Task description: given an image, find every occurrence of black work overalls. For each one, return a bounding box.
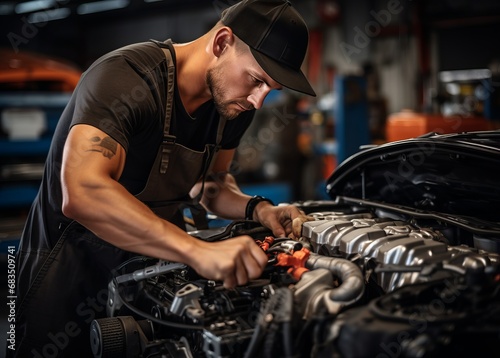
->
[12,40,225,357]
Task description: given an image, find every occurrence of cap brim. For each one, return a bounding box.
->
[250,48,316,97]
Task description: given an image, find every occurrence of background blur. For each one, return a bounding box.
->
[1,0,500,228]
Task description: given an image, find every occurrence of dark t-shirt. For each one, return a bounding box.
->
[69,39,254,194]
[21,39,254,250]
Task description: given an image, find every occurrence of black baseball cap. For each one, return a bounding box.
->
[221,0,316,97]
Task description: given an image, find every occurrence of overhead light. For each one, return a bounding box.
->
[15,0,55,14]
[28,7,70,23]
[77,0,130,15]
[439,69,492,83]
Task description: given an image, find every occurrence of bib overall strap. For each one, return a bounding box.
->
[192,114,228,201]
[187,115,228,230]
[160,47,176,174]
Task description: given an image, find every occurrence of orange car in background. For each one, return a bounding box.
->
[0,48,81,92]
[0,49,81,215]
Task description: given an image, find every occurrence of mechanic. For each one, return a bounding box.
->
[11,0,315,356]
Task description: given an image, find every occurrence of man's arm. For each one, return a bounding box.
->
[193,149,250,219]
[61,124,267,288]
[195,148,310,238]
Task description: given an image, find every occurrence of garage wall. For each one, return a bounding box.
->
[82,7,218,69]
[1,0,500,137]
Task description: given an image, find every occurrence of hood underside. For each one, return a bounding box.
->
[325,131,500,224]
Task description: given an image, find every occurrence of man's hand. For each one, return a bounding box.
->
[252,202,313,239]
[187,235,268,289]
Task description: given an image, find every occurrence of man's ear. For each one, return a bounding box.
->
[212,27,234,57]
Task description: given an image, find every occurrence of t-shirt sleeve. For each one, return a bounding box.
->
[71,55,159,152]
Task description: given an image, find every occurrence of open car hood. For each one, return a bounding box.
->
[325,130,500,227]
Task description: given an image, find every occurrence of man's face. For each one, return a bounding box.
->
[206,40,282,120]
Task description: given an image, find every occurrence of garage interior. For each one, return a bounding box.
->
[1,0,500,354]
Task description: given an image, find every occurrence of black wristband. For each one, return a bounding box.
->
[245,195,274,221]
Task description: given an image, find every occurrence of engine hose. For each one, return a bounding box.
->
[243,323,265,358]
[282,321,293,358]
[305,253,365,303]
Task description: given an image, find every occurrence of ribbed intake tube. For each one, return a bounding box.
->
[293,253,365,318]
[306,253,365,302]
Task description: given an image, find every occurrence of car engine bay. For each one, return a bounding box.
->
[90,132,500,358]
[90,197,500,358]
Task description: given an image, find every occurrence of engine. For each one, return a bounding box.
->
[90,199,500,358]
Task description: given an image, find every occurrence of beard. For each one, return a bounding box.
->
[206,66,241,121]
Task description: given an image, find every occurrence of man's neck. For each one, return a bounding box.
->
[172,37,213,116]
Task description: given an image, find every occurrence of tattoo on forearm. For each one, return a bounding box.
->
[86,136,118,159]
